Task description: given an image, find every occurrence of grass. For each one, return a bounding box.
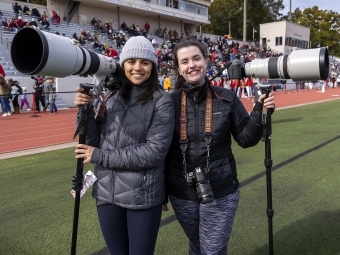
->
[1,100,340,255]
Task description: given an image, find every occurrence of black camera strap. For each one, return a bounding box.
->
[179,86,213,178]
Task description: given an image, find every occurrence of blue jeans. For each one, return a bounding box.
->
[0,96,11,113]
[42,26,50,31]
[49,103,57,113]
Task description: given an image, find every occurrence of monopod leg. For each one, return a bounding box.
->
[71,104,88,255]
[261,88,274,255]
[264,109,274,255]
[71,84,93,255]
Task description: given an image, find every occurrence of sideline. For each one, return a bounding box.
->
[0,142,78,160]
[1,97,339,160]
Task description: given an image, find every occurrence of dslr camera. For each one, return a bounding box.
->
[186,167,214,204]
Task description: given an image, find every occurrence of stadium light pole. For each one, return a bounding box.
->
[65,0,69,25]
[243,0,247,42]
[229,21,231,35]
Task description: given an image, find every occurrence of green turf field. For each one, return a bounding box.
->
[1,100,340,255]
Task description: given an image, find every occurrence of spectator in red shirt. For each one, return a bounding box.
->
[8,18,18,32]
[245,77,253,98]
[109,46,118,58]
[15,16,24,28]
[210,79,217,86]
[144,21,150,34]
[52,10,60,25]
[217,78,224,87]
[209,51,216,62]
[0,64,6,77]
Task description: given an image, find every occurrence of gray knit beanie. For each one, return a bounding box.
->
[119,36,157,66]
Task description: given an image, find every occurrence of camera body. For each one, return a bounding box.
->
[186,167,214,204]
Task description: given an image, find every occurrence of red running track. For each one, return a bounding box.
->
[1,87,339,154]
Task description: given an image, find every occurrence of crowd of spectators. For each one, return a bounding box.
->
[12,3,41,19]
[3,5,340,92]
[0,3,61,32]
[0,16,52,32]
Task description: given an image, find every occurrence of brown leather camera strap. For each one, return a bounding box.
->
[180,87,213,141]
[179,86,213,177]
[179,91,188,141]
[205,87,213,133]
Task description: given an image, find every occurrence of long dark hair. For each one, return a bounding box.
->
[172,39,208,90]
[120,63,159,104]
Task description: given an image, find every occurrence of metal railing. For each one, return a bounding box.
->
[6,37,11,51]
[0,32,3,46]
[0,32,13,51]
[78,16,93,32]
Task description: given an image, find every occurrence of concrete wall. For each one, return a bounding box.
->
[260,21,286,54]
[260,21,310,54]
[284,21,310,54]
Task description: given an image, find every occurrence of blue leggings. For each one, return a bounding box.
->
[170,190,240,255]
[97,203,162,255]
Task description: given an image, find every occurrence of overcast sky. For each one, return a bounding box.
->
[282,0,340,14]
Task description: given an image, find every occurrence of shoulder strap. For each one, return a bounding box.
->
[95,89,118,123]
[179,87,213,177]
[179,91,188,141]
[179,87,213,141]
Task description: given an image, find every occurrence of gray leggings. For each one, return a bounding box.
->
[170,190,240,255]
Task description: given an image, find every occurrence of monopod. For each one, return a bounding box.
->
[70,84,93,255]
[260,87,274,255]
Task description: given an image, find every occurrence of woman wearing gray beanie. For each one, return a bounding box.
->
[74,36,175,255]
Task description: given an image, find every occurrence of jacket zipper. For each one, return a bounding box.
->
[115,104,128,145]
[112,171,116,203]
[142,171,147,191]
[115,96,136,144]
